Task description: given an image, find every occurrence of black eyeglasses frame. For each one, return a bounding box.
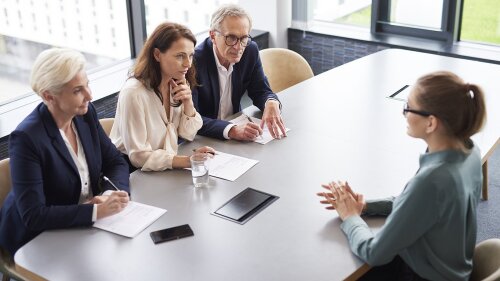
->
[214,30,252,47]
[402,102,432,117]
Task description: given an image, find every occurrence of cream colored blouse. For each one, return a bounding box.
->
[110,78,202,171]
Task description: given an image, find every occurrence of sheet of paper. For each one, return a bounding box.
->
[208,151,259,181]
[93,201,166,238]
[229,115,290,145]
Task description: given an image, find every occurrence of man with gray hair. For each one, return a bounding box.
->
[192,4,286,141]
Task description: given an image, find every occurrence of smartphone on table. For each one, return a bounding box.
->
[150,224,194,244]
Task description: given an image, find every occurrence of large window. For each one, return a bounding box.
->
[0,0,256,138]
[313,0,371,28]
[388,0,443,30]
[0,0,243,103]
[308,0,500,48]
[0,0,131,105]
[144,0,236,37]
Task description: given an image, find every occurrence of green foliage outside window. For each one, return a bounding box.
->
[461,0,500,45]
[333,1,500,46]
[336,6,371,27]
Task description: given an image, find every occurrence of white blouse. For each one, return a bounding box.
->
[213,45,234,121]
[59,123,91,204]
[110,78,202,171]
[59,123,97,221]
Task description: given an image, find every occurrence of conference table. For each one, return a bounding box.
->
[14,49,500,281]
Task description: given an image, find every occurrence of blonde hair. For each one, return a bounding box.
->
[415,71,486,142]
[210,4,252,32]
[30,48,86,97]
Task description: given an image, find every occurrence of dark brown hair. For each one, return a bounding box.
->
[414,71,486,143]
[132,22,198,102]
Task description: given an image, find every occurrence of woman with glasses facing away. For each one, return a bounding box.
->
[0,48,130,256]
[318,71,486,281]
[110,22,215,172]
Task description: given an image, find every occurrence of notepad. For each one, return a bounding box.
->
[93,201,166,238]
[229,115,290,144]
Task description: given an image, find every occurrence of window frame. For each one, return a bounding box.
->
[371,0,462,44]
[295,0,500,65]
[297,0,484,48]
[127,0,147,57]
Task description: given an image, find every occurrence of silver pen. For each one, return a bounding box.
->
[103,176,120,191]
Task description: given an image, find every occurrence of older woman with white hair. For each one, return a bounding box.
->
[0,48,130,256]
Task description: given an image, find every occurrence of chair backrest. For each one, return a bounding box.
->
[0,157,11,280]
[0,158,11,209]
[470,238,500,281]
[0,158,37,281]
[259,48,314,93]
[99,118,114,137]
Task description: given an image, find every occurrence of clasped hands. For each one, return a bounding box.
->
[317,181,366,221]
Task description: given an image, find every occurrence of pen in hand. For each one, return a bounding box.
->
[103,176,121,191]
[192,149,216,156]
[245,116,263,139]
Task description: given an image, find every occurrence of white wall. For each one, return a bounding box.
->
[240,0,291,48]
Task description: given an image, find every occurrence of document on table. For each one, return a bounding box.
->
[229,115,290,145]
[93,201,166,238]
[208,151,259,181]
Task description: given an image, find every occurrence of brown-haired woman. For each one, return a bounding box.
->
[318,71,486,280]
[110,22,214,171]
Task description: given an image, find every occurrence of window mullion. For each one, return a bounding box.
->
[449,0,464,44]
[126,0,147,58]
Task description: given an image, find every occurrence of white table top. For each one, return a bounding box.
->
[14,49,500,281]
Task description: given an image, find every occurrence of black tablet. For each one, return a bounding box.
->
[212,187,279,224]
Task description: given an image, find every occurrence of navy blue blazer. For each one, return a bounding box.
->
[192,38,280,139]
[0,103,130,255]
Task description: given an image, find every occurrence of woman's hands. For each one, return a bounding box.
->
[95,191,129,219]
[173,146,216,168]
[317,181,366,221]
[170,78,195,117]
[192,146,216,156]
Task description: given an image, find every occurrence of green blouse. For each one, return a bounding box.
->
[341,144,482,281]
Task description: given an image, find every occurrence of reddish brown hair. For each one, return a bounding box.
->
[132,22,198,102]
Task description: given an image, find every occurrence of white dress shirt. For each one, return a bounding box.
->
[111,78,203,171]
[59,122,97,221]
[212,46,238,139]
